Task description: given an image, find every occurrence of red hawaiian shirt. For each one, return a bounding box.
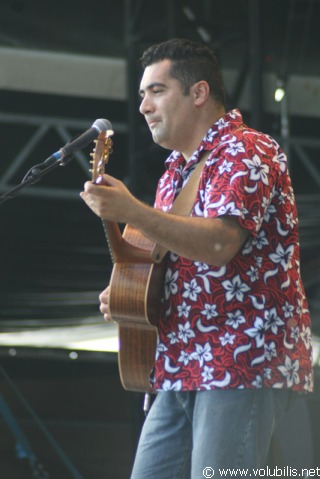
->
[151,109,313,392]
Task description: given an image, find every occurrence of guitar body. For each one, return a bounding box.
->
[109,224,166,392]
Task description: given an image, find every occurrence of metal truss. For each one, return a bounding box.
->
[0,112,126,201]
[1,0,318,202]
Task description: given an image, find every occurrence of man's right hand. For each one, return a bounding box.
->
[99,285,112,322]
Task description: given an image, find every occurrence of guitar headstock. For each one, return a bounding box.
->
[90,129,114,183]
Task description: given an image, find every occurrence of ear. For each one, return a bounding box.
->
[192,81,210,106]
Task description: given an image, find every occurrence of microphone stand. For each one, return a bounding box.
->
[0,146,85,478]
[0,153,74,206]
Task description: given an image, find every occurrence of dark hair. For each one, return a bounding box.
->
[140,38,225,106]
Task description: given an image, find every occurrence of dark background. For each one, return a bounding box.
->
[0,1,319,477]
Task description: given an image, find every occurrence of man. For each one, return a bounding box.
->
[81,39,313,479]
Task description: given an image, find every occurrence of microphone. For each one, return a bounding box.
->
[45,118,113,166]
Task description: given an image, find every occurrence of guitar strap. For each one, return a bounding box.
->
[151,150,210,263]
[151,124,245,263]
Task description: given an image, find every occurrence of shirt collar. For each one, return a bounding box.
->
[165,109,244,170]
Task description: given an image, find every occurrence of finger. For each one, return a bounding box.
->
[99,301,109,314]
[100,174,119,187]
[100,304,112,322]
[79,191,96,211]
[99,286,110,303]
[80,181,101,197]
[103,312,112,323]
[99,303,111,322]
[86,175,118,193]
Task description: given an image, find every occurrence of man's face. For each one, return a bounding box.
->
[139,59,196,153]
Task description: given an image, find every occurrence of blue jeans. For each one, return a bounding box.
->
[130,389,296,479]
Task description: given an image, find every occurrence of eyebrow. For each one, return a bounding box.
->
[139,82,167,97]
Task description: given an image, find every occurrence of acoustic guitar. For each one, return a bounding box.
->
[90,130,165,392]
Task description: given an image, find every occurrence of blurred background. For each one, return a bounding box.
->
[0,0,319,477]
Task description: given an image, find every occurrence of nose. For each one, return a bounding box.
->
[139,94,153,116]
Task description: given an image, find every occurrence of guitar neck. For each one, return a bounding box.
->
[90,130,153,265]
[102,219,153,264]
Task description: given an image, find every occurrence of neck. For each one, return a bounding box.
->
[182,107,226,161]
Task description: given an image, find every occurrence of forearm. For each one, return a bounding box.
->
[127,200,248,266]
[80,176,248,266]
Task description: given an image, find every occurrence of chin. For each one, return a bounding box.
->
[152,132,165,145]
[154,137,172,151]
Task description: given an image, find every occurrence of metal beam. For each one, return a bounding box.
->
[1,47,320,118]
[0,112,126,200]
